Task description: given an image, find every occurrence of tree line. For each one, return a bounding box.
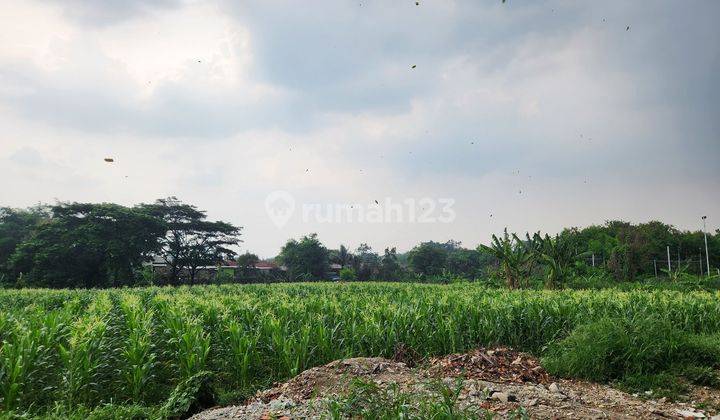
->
[0,198,240,288]
[0,198,717,289]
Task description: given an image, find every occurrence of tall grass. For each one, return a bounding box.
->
[0,283,719,416]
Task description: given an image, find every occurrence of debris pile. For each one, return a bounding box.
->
[429,347,550,384]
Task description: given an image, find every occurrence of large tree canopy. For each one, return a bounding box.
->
[138,197,242,284]
[0,206,50,282]
[277,233,329,281]
[9,203,165,288]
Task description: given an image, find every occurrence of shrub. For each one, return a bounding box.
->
[339,267,356,281]
[542,316,687,381]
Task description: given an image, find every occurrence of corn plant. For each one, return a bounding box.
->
[163,309,211,382]
[120,297,156,402]
[58,316,108,407]
[1,282,720,417]
[226,321,257,388]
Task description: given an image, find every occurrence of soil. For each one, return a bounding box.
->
[191,347,720,419]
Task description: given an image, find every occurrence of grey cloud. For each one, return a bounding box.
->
[0,0,717,180]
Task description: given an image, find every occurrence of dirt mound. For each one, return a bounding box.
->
[429,347,550,384]
[192,348,720,419]
[258,357,414,402]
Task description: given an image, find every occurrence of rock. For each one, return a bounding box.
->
[491,392,510,403]
[675,409,705,418]
[549,382,563,394]
[524,398,539,406]
[491,391,517,403]
[268,397,295,411]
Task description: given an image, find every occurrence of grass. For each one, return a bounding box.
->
[0,282,719,417]
[326,377,489,419]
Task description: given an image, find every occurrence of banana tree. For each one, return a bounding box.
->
[535,233,575,289]
[479,228,532,289]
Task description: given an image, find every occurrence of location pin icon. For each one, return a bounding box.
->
[265,191,295,228]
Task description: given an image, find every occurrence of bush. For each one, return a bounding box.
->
[339,267,356,281]
[616,372,688,399]
[678,365,720,387]
[542,317,687,381]
[684,334,720,366]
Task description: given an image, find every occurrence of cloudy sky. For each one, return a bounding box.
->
[1,0,718,257]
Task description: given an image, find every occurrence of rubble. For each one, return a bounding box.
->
[191,347,720,419]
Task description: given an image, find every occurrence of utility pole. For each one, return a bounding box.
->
[702,216,710,277]
[654,259,657,277]
[592,253,595,268]
[667,246,671,274]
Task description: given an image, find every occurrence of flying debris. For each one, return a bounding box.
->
[374,200,379,205]
[104,158,114,163]
[416,1,419,5]
[626,26,630,31]
[305,168,309,172]
[411,65,417,69]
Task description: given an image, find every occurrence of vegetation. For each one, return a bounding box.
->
[1,197,718,288]
[277,233,330,281]
[1,282,720,417]
[1,199,718,417]
[326,377,485,419]
[0,198,241,289]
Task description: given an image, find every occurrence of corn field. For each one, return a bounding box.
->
[1,282,720,416]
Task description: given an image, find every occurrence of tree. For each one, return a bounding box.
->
[379,247,404,281]
[335,245,353,268]
[407,242,448,276]
[478,229,532,289]
[0,206,50,283]
[9,203,165,288]
[353,243,380,281]
[236,252,260,280]
[277,233,329,281]
[535,233,575,289]
[183,221,241,284]
[138,197,241,284]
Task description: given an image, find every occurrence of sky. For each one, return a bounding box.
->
[0,0,718,258]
